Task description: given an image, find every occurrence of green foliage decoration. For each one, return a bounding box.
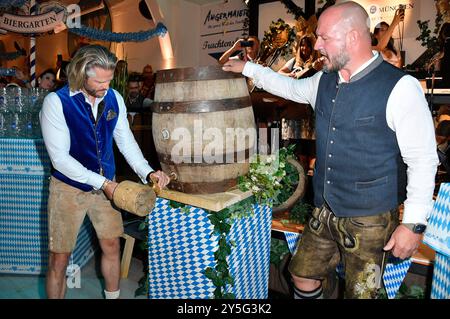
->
[261,18,297,58]
[238,145,296,206]
[414,0,444,66]
[136,147,298,298]
[270,238,290,267]
[377,283,426,299]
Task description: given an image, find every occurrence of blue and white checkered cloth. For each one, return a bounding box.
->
[147,197,272,299]
[423,183,450,299]
[431,253,450,299]
[0,138,96,275]
[424,183,450,257]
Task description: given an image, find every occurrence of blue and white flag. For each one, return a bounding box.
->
[383,256,412,299]
[284,231,301,255]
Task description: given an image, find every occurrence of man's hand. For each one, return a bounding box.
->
[147,170,171,190]
[383,225,421,259]
[222,59,246,74]
[103,180,118,201]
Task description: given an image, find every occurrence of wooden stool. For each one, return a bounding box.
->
[120,218,146,279]
[120,233,136,279]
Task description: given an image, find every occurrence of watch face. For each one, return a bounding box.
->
[413,224,427,233]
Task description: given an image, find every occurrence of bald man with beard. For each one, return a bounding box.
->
[223,1,438,299]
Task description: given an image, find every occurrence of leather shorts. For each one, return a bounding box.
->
[47,177,124,253]
[288,203,399,299]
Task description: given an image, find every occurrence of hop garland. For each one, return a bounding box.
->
[68,22,168,43]
[0,0,26,8]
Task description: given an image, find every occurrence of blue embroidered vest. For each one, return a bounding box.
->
[313,57,407,217]
[53,86,119,191]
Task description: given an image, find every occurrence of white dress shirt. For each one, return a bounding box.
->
[243,52,439,225]
[39,88,154,190]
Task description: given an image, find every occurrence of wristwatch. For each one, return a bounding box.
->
[101,179,112,191]
[402,223,427,234]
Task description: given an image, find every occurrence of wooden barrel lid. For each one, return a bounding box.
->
[156,65,244,83]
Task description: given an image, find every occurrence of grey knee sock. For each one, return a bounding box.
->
[293,285,323,299]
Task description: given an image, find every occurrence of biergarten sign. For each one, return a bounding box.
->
[0,11,65,34]
[0,2,80,35]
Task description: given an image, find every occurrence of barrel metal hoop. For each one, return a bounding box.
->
[151,96,252,113]
[157,148,253,165]
[156,65,244,83]
[168,178,238,194]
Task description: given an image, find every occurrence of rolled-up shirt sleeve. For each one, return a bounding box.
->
[39,92,105,189]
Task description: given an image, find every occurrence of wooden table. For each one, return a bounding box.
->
[157,187,253,212]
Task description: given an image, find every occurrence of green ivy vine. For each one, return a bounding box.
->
[136,146,298,299]
[203,200,254,299]
[205,194,276,298]
[135,215,149,297]
[377,283,426,299]
[203,146,297,299]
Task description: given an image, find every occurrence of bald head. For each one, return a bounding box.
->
[315,1,374,78]
[321,1,371,40]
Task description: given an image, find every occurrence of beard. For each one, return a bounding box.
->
[128,91,139,99]
[321,45,350,73]
[84,84,107,98]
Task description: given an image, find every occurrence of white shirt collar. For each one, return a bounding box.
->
[69,89,105,108]
[338,51,379,83]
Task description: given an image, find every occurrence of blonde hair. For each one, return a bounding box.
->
[66,44,117,91]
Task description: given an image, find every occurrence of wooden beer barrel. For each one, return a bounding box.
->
[152,66,256,194]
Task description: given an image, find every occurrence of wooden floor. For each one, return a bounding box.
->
[0,256,147,299]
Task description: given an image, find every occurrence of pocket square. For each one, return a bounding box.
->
[106,109,117,121]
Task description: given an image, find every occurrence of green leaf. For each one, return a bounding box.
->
[408,285,425,299]
[216,263,228,274]
[215,250,227,262]
[224,275,234,285]
[398,282,408,295]
[134,286,147,297]
[138,221,147,231]
[212,277,224,287]
[204,267,216,280]
[214,288,223,299]
[137,273,148,286]
[138,241,147,250]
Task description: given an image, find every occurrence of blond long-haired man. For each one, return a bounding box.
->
[40,45,170,299]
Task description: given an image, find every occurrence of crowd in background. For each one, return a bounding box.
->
[0,62,156,110]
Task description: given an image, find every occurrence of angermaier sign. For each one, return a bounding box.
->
[200,0,249,66]
[0,10,65,34]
